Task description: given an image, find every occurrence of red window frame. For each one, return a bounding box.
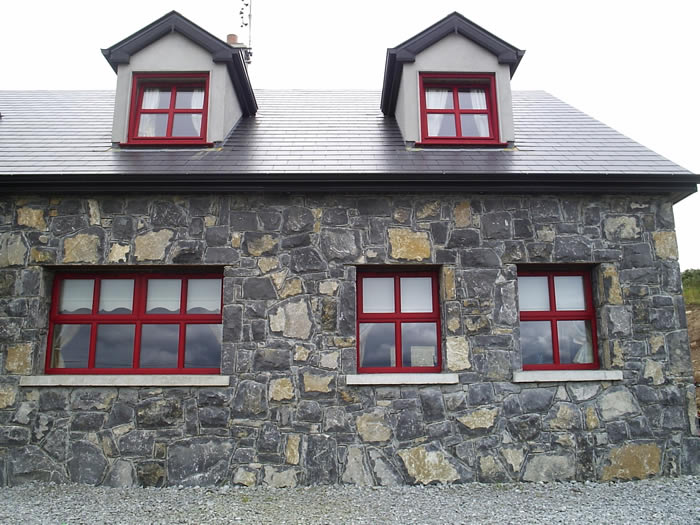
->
[418,72,502,146]
[126,73,210,146]
[356,269,442,373]
[518,269,599,371]
[46,272,222,374]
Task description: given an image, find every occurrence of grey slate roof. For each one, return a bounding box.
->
[0,89,693,177]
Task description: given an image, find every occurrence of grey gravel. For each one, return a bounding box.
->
[1,477,698,524]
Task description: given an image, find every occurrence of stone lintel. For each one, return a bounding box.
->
[19,375,229,387]
[345,373,459,386]
[512,370,623,383]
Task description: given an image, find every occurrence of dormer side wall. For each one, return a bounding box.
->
[395,33,515,144]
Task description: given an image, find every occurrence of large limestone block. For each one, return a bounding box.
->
[269,299,312,340]
[652,231,678,259]
[134,229,174,261]
[64,233,100,263]
[17,207,47,230]
[0,233,28,267]
[397,445,460,485]
[446,336,471,371]
[6,343,33,375]
[523,453,575,482]
[388,229,431,261]
[597,387,640,421]
[601,443,661,481]
[356,410,392,443]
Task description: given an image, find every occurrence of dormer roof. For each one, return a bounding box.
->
[381,12,525,116]
[102,10,257,117]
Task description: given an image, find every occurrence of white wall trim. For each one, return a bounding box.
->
[512,370,624,383]
[19,375,229,387]
[345,373,459,386]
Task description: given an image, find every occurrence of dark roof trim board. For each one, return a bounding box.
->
[101,10,257,117]
[2,173,697,203]
[381,12,525,116]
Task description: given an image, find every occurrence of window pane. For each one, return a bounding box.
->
[171,114,202,137]
[425,88,454,109]
[359,323,395,367]
[175,88,205,109]
[458,89,487,109]
[558,320,594,364]
[401,322,437,367]
[554,276,586,311]
[98,279,134,314]
[140,324,179,368]
[400,277,433,313]
[185,324,222,368]
[59,279,94,314]
[362,278,394,313]
[147,279,181,314]
[520,321,553,365]
[95,324,134,368]
[141,88,171,109]
[187,279,222,314]
[518,277,550,311]
[459,114,490,137]
[137,114,168,137]
[427,114,456,137]
[51,324,91,368]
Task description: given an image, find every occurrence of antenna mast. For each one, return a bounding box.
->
[239,0,252,63]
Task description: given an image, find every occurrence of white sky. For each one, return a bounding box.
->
[1,0,699,269]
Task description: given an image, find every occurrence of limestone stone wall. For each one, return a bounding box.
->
[0,193,697,486]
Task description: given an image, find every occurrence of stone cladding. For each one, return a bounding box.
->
[0,193,697,486]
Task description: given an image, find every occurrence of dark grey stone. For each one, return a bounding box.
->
[291,247,326,272]
[253,348,291,371]
[321,228,360,262]
[112,216,134,240]
[280,233,311,249]
[51,216,88,236]
[199,407,229,427]
[152,201,187,227]
[243,277,276,300]
[136,398,182,429]
[70,412,105,432]
[118,430,155,456]
[68,441,108,485]
[205,226,229,246]
[167,437,233,486]
[419,389,446,423]
[39,390,69,412]
[135,460,165,487]
[468,384,495,406]
[482,212,511,239]
[447,229,480,248]
[232,380,268,418]
[395,409,424,441]
[506,414,541,441]
[519,389,555,413]
[204,247,239,263]
[324,407,350,432]
[554,237,590,262]
[304,435,338,484]
[357,198,390,216]
[322,208,348,226]
[283,207,315,234]
[230,211,258,231]
[460,248,501,267]
[171,240,205,263]
[0,426,30,446]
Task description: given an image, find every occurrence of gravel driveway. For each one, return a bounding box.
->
[1,477,698,524]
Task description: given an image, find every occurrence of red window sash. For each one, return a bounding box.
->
[47,272,222,374]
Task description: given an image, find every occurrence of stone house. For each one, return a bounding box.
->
[0,11,698,487]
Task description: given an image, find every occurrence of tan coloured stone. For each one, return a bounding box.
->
[269,378,294,401]
[687,387,698,436]
[398,446,459,485]
[479,456,505,479]
[598,264,623,305]
[231,232,242,248]
[501,447,525,473]
[204,215,217,227]
[643,359,664,385]
[649,334,664,355]
[319,280,339,296]
[247,234,277,257]
[108,244,130,263]
[17,207,46,230]
[446,336,471,371]
[458,408,498,430]
[64,234,100,263]
[6,343,33,375]
[271,300,312,339]
[0,233,27,267]
[536,225,555,242]
[548,404,577,430]
[556,434,575,447]
[320,351,339,370]
[294,345,310,361]
[280,278,303,299]
[652,231,678,259]
[134,230,173,261]
[611,340,624,368]
[356,410,392,442]
[388,229,431,261]
[602,443,661,481]
[264,466,297,488]
[257,257,278,274]
[233,468,257,487]
[465,316,489,333]
[333,337,355,348]
[447,317,460,333]
[303,373,333,393]
[271,270,288,290]
[30,248,54,263]
[285,434,301,465]
[393,208,411,224]
[0,384,17,409]
[584,406,600,430]
[269,308,286,333]
[441,266,456,301]
[604,216,640,240]
[417,201,440,220]
[454,201,472,227]
[87,199,101,225]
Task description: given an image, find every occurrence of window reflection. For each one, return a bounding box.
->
[401,323,437,367]
[51,324,91,368]
[95,324,134,368]
[185,324,222,368]
[140,324,179,368]
[520,321,553,365]
[359,323,395,367]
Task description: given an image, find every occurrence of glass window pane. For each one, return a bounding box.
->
[141,88,171,109]
[458,89,487,109]
[175,88,205,109]
[137,114,168,137]
[185,324,222,368]
[51,324,91,368]
[400,277,433,313]
[401,322,437,367]
[147,279,181,314]
[59,279,94,314]
[459,114,490,137]
[95,324,134,368]
[558,320,594,364]
[171,114,202,137]
[425,88,454,109]
[187,279,222,314]
[427,114,456,137]
[98,279,134,314]
[518,277,550,311]
[520,321,553,365]
[554,276,586,311]
[362,278,394,313]
[140,324,179,368]
[359,323,395,368]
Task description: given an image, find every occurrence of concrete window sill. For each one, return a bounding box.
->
[19,375,229,387]
[345,373,459,386]
[512,370,623,383]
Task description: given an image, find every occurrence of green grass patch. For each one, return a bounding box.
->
[682,269,700,305]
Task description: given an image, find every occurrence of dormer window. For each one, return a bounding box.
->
[419,73,500,145]
[127,73,210,145]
